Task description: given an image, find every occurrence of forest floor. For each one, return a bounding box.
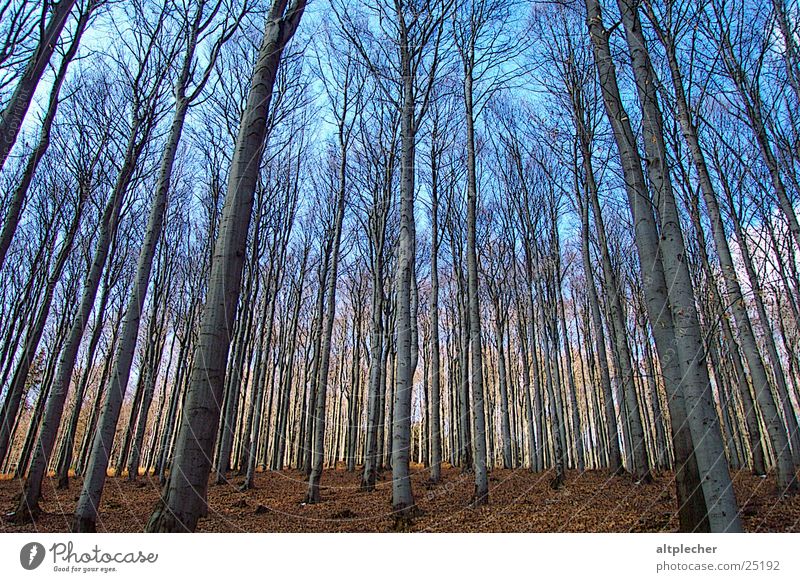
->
[1,464,799,532]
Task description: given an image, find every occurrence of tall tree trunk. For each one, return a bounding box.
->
[585,152,648,480]
[648,3,774,478]
[127,300,168,480]
[0,0,79,173]
[274,254,306,470]
[428,147,442,481]
[73,67,195,531]
[576,190,622,474]
[144,1,306,532]
[464,69,489,505]
[305,142,347,503]
[77,309,124,476]
[587,0,740,531]
[561,291,585,471]
[539,280,566,487]
[495,307,512,469]
[0,196,85,467]
[12,123,136,521]
[55,268,113,489]
[360,252,384,490]
[391,40,419,522]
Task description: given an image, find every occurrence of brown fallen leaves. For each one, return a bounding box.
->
[1,464,798,533]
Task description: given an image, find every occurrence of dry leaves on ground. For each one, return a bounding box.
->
[1,464,798,533]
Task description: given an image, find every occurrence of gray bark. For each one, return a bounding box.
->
[428,143,442,481]
[144,0,306,532]
[647,2,775,478]
[463,65,489,505]
[305,143,347,503]
[0,0,79,173]
[391,37,418,519]
[0,2,91,270]
[588,0,741,531]
[73,56,192,531]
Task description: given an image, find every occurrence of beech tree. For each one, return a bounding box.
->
[583,0,742,531]
[1,0,799,536]
[12,0,176,523]
[0,0,81,174]
[145,0,307,532]
[73,0,249,533]
[305,24,363,502]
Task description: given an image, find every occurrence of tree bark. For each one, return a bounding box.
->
[305,141,347,503]
[0,0,79,173]
[144,1,306,532]
[587,0,741,531]
[464,69,489,504]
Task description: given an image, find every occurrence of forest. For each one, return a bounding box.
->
[0,0,799,534]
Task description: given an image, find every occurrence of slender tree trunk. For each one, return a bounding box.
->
[585,149,646,479]
[650,6,774,478]
[464,70,489,505]
[391,42,419,522]
[12,126,134,521]
[127,303,168,480]
[242,281,281,488]
[0,0,79,174]
[77,311,123,477]
[0,197,85,467]
[555,221,585,472]
[303,254,329,475]
[495,309,512,469]
[0,4,90,270]
[73,92,193,530]
[144,2,306,532]
[724,182,800,481]
[587,0,741,531]
[55,272,113,488]
[576,191,622,473]
[540,285,566,487]
[305,141,347,503]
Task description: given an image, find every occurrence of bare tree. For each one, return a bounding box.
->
[73,0,248,532]
[0,0,100,271]
[584,0,742,531]
[12,0,175,522]
[144,0,306,532]
[304,27,362,502]
[0,0,80,173]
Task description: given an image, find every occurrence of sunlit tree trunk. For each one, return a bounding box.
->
[587,0,740,531]
[463,62,489,505]
[144,0,307,532]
